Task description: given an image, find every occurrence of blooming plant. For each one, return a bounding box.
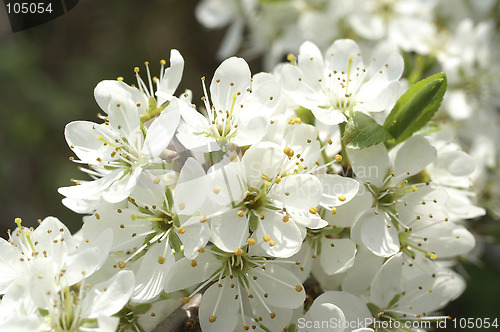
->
[2,0,499,331]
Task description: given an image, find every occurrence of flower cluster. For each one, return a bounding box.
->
[1,1,498,331]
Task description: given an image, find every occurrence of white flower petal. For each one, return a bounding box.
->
[251,264,305,309]
[132,243,174,301]
[174,158,208,215]
[83,270,135,318]
[177,218,210,259]
[370,253,403,308]
[163,252,221,293]
[210,57,251,112]
[65,121,119,162]
[141,100,180,157]
[342,248,384,296]
[271,174,323,210]
[309,291,372,330]
[199,280,239,332]
[325,189,372,228]
[101,167,143,203]
[297,41,325,87]
[317,174,359,208]
[210,209,249,253]
[394,136,437,178]
[256,211,303,258]
[320,238,357,275]
[300,302,345,332]
[325,39,363,74]
[359,213,400,257]
[156,49,185,105]
[242,142,283,189]
[58,169,124,200]
[348,143,390,187]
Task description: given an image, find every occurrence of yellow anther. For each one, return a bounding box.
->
[117,76,124,81]
[284,147,294,158]
[209,316,217,323]
[263,235,271,242]
[213,186,221,194]
[199,215,207,223]
[191,259,197,267]
[247,238,255,245]
[197,247,205,253]
[262,173,269,180]
[331,207,337,215]
[309,207,318,214]
[430,253,437,260]
[178,202,186,210]
[283,215,290,222]
[160,59,166,65]
[183,297,190,303]
[144,61,149,66]
[235,248,244,256]
[118,262,126,269]
[134,67,140,73]
[295,285,303,292]
[338,196,346,201]
[270,313,276,319]
[158,256,165,264]
[275,176,282,184]
[269,240,276,246]
[237,210,245,217]
[177,227,186,234]
[335,154,343,162]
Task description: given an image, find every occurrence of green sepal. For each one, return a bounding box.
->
[384,73,447,148]
[164,187,174,210]
[387,293,401,308]
[169,232,182,253]
[249,213,259,232]
[82,318,98,328]
[367,302,383,317]
[294,106,315,125]
[321,227,344,236]
[38,308,49,317]
[133,303,152,315]
[342,111,394,149]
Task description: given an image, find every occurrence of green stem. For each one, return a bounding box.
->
[339,122,350,169]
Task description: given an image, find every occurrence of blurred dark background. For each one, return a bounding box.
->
[0,1,498,330]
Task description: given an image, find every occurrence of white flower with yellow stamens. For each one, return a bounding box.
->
[58,91,181,205]
[0,217,131,332]
[176,57,278,152]
[348,137,475,261]
[82,157,210,301]
[207,142,323,258]
[164,246,305,332]
[365,253,465,329]
[281,39,403,125]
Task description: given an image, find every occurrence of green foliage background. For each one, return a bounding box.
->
[0,1,498,330]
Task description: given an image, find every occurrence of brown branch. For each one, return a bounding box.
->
[152,293,203,332]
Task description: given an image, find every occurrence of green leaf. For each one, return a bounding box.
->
[384,73,447,147]
[342,111,394,149]
[133,303,152,315]
[412,121,440,137]
[249,213,259,232]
